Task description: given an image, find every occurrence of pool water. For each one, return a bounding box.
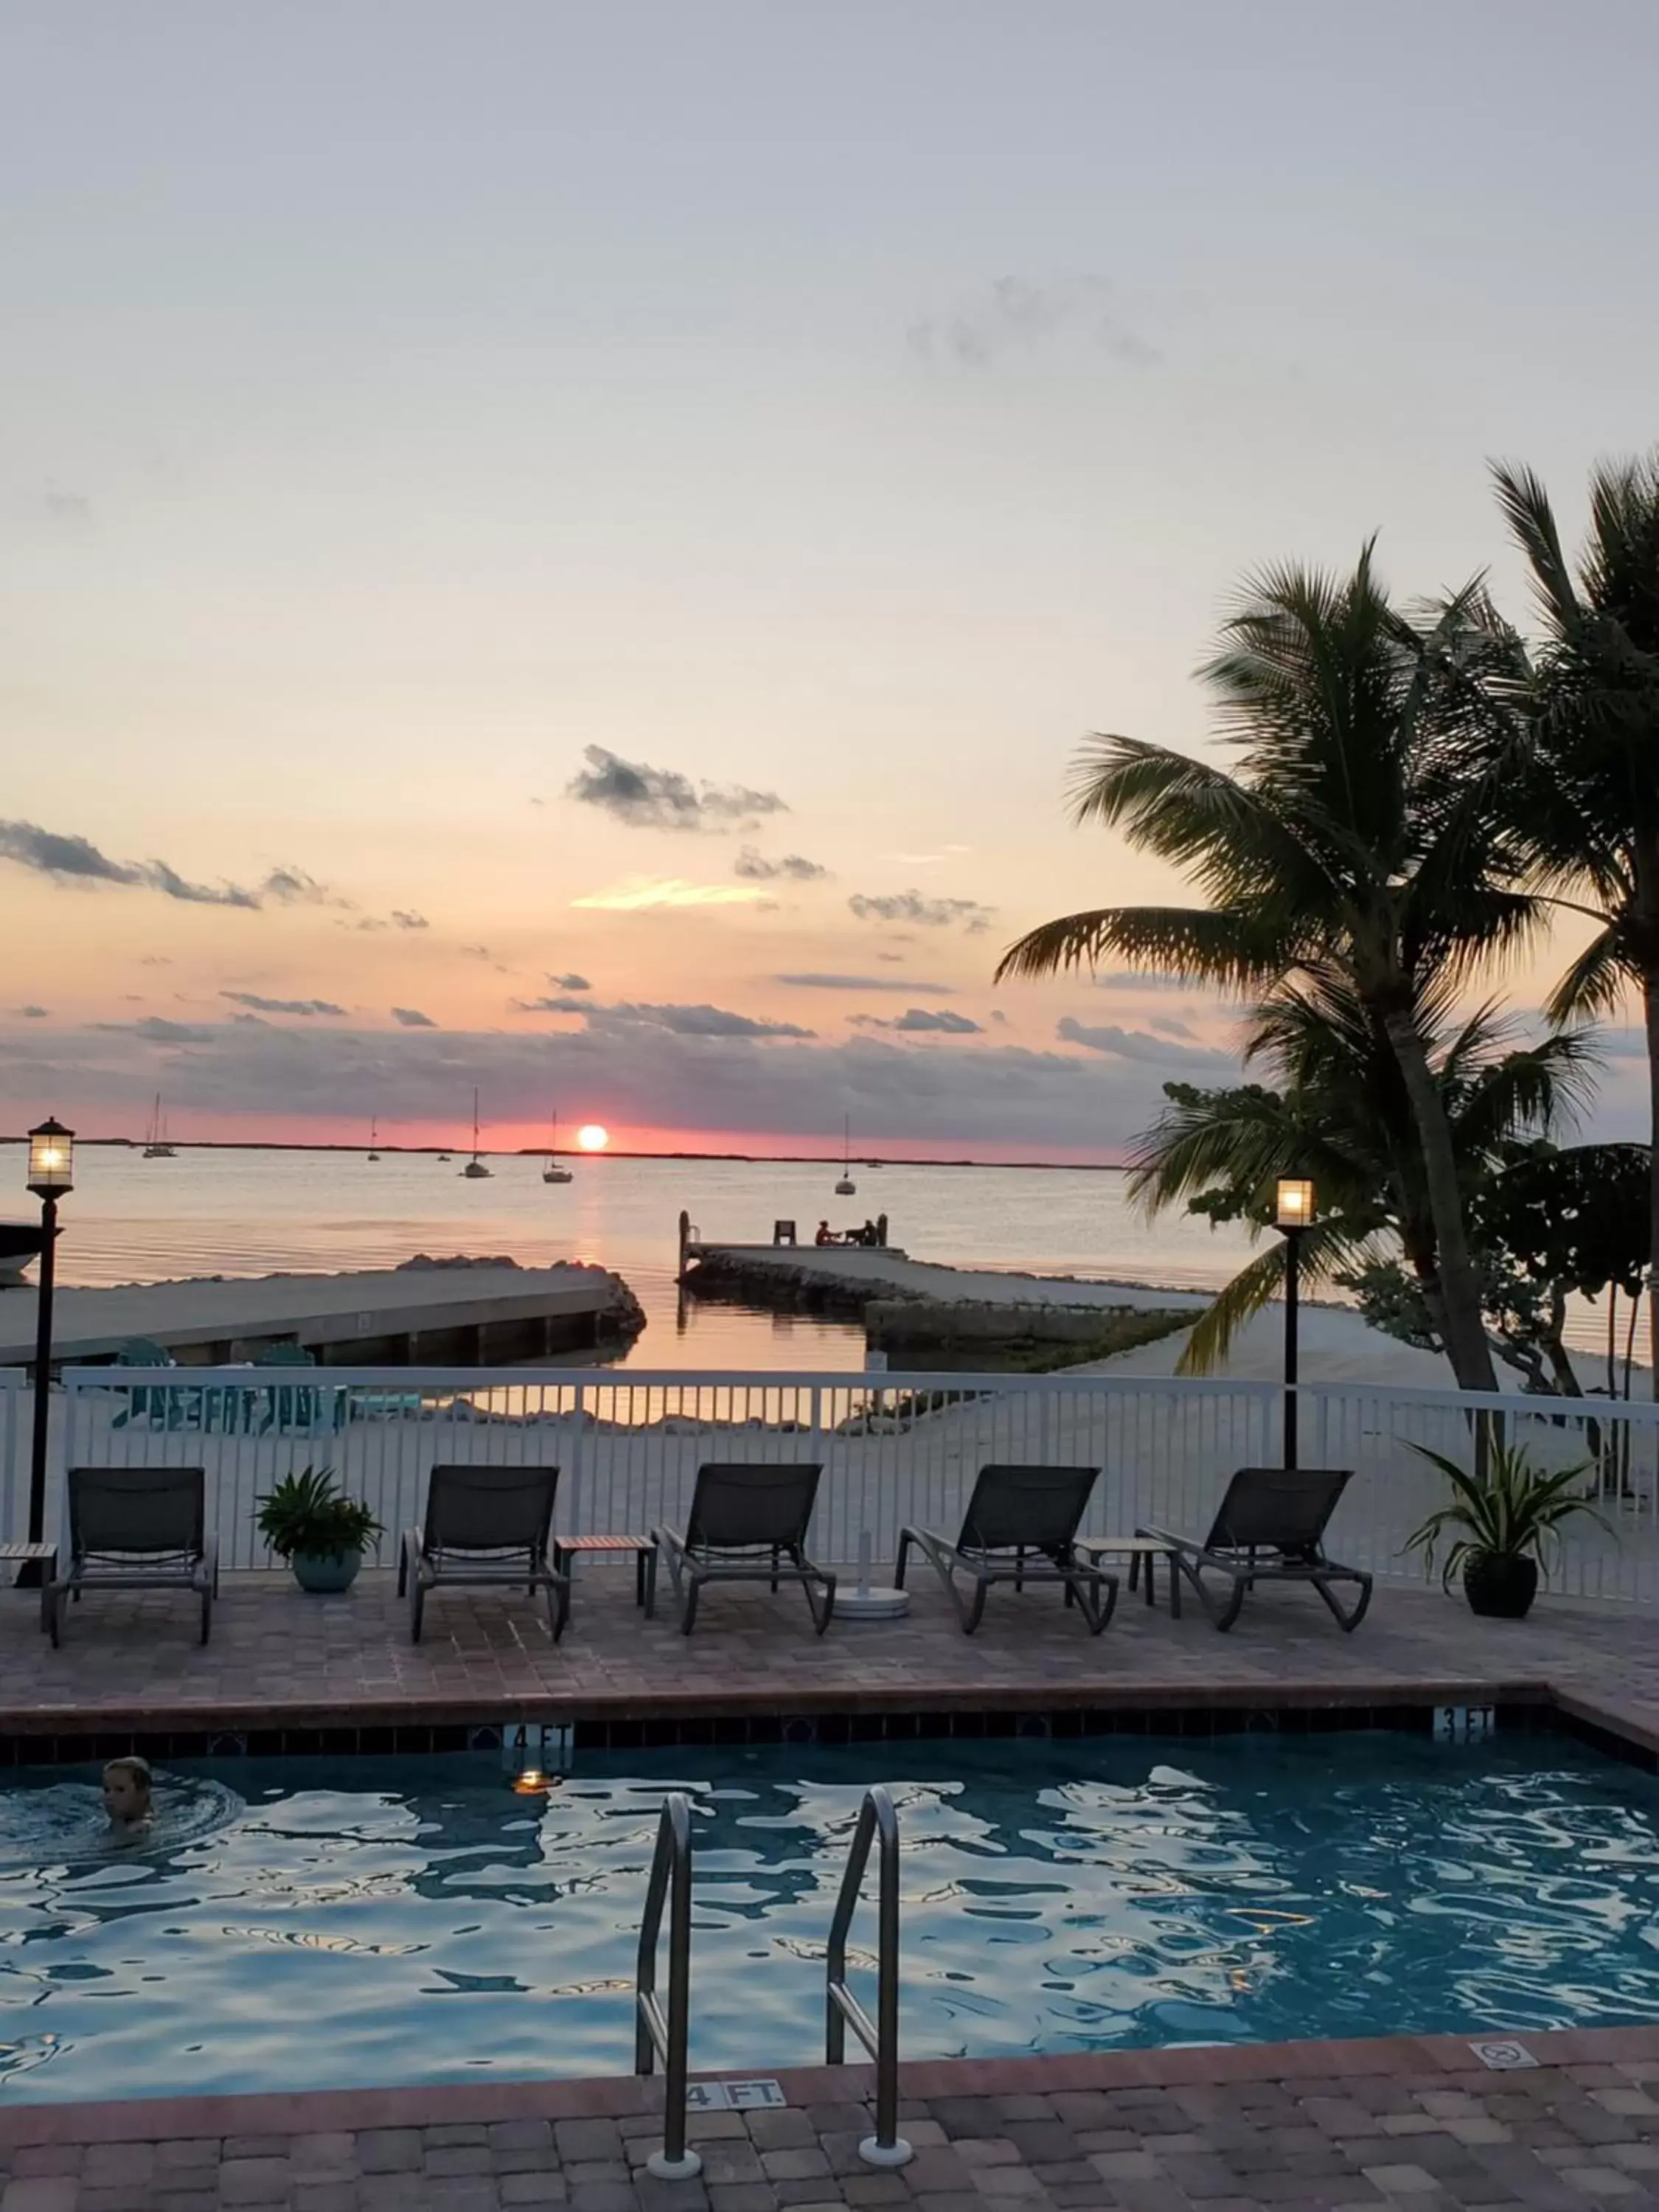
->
[2,1733,1658,2102]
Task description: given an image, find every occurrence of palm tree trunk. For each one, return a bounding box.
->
[1645,970,1659,1400]
[1382,1012,1499,1391]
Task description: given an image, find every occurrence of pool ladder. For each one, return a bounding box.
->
[633,1784,912,2175]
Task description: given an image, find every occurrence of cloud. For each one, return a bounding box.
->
[517,996,814,1040]
[852,1007,984,1035]
[460,944,493,959]
[1057,1016,1233,1073]
[391,1006,437,1028]
[0,819,260,908]
[94,1017,218,1045]
[391,910,429,931]
[775,973,958,994]
[566,745,788,834]
[139,956,172,967]
[571,877,771,911]
[220,992,347,1017]
[734,847,830,883]
[260,866,352,910]
[41,487,94,526]
[15,1005,48,1018]
[9,1015,1228,1154]
[848,889,994,933]
[550,973,591,991]
[908,276,1160,372]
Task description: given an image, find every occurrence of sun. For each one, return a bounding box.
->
[575,1124,610,1152]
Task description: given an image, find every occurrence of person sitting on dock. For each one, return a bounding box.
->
[815,1220,835,1246]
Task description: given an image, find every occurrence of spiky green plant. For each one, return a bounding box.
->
[1405,1440,1606,1590]
[255,1466,381,1563]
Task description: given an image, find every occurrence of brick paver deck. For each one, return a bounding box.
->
[4,2028,1659,2209]
[0,1570,1653,1753]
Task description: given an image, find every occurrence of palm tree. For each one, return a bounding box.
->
[997,549,1541,1391]
[1490,453,1659,1391]
[1129,974,1595,1375]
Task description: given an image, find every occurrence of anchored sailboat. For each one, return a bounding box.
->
[461,1089,493,1178]
[142,1095,176,1160]
[366,1116,380,1162]
[543,1109,573,1184]
[835,1113,856,1197]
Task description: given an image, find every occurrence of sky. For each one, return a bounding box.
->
[2,1,1656,1158]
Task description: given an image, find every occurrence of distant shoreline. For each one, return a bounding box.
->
[0,1138,1133,1171]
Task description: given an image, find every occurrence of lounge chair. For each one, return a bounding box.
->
[1140,1467,1372,1632]
[47,1466,218,1646]
[652,1464,835,1635]
[895,1464,1118,1635]
[398,1464,568,1643]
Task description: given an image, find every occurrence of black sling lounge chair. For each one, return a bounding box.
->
[48,1466,218,1646]
[895,1464,1118,1635]
[1139,1466,1372,1632]
[399,1464,568,1643]
[652,1464,835,1635]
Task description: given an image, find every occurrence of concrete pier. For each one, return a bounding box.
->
[0,1262,644,1370]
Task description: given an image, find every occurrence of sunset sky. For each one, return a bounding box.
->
[3,1,1656,1158]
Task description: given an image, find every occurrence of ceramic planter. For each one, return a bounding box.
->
[1463,1551,1538,1619]
[291,1550,363,1595]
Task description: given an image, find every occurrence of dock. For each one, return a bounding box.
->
[0,1262,644,1370]
[678,1233,1208,1366]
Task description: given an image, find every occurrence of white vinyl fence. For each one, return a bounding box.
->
[38,1365,1659,1605]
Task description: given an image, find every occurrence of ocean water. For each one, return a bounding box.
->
[1,1143,1264,1373]
[0,1735,1656,2102]
[0,1142,1633,1373]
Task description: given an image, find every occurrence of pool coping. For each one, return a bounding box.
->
[4,2023,1658,2149]
[6,1677,1659,1775]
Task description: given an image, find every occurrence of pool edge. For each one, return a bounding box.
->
[3,2023,1658,2148]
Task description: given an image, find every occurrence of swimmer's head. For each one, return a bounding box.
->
[102,1756,153,1828]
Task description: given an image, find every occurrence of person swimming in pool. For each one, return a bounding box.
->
[101,1756,153,1836]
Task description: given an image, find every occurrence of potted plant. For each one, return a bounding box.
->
[256,1466,382,1593]
[1407,1439,1606,1618]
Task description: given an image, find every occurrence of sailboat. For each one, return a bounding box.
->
[461,1089,493,1178]
[142,1094,176,1159]
[543,1110,574,1184]
[835,1113,857,1197]
[366,1116,380,1162]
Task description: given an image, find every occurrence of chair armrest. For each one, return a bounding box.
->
[1135,1524,1194,1555]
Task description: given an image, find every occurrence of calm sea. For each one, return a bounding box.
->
[3,1144,1629,1374]
[1,1144,1263,1372]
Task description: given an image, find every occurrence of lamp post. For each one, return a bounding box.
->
[1274,1177,1314,1470]
[26,1118,73,1562]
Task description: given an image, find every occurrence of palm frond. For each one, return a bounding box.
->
[1492,461,1583,638]
[1544,926,1634,1027]
[995,905,1290,987]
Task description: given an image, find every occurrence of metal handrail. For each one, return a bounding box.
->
[635,1792,701,2181]
[825,1784,912,2168]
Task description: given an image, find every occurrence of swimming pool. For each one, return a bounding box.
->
[1,1731,1657,2103]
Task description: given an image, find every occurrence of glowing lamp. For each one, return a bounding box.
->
[27,1117,74,1197]
[1274,1177,1314,1230]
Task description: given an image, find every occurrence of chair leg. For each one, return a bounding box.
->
[410,1579,425,1644]
[1312,1570,1373,1632]
[961,1576,988,1635]
[894,1533,913,1590]
[1128,1551,1141,1595]
[1211,1571,1248,1632]
[681,1575,700,1636]
[46,1585,63,1649]
[200,1586,212,1646]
